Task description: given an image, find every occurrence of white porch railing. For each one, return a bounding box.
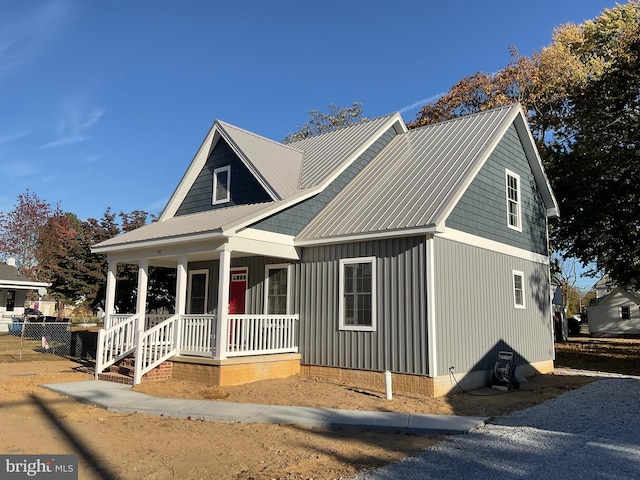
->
[134,315,178,384]
[95,314,139,378]
[105,313,134,329]
[179,314,216,356]
[145,314,172,329]
[226,314,299,357]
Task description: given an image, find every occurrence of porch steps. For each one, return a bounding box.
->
[97,356,173,385]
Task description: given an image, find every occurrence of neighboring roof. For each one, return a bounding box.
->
[592,285,640,306]
[0,262,50,290]
[297,105,557,242]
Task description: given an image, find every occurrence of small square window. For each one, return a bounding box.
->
[513,270,525,309]
[212,166,231,205]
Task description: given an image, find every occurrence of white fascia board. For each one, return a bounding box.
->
[226,236,299,260]
[91,230,225,255]
[439,227,550,265]
[160,124,220,221]
[294,225,442,247]
[104,237,228,264]
[216,124,280,201]
[512,110,560,218]
[235,228,295,246]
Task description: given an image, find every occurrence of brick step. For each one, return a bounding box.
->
[109,364,134,376]
[98,371,134,385]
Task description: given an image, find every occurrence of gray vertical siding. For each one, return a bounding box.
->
[251,127,398,235]
[188,256,296,314]
[433,236,553,374]
[446,124,549,255]
[176,139,272,216]
[297,236,428,375]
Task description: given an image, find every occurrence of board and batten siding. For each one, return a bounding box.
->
[251,127,398,236]
[188,256,297,314]
[446,124,549,256]
[176,138,272,216]
[434,236,553,374]
[296,236,428,375]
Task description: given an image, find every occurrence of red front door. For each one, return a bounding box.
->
[228,269,247,314]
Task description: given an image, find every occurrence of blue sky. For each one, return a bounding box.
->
[0,1,615,285]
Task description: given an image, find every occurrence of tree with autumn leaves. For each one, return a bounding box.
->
[410,1,640,290]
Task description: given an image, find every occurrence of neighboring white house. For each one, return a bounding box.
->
[588,278,640,336]
[0,258,50,331]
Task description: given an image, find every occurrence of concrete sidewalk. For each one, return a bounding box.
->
[42,380,486,436]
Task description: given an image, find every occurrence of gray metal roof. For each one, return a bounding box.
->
[93,203,274,250]
[297,105,522,241]
[217,121,304,199]
[289,114,399,189]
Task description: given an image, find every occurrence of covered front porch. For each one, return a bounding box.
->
[93,229,301,385]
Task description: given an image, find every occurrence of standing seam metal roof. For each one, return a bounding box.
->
[297,106,518,240]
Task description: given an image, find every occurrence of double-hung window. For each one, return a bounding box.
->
[212,166,231,205]
[506,170,522,231]
[513,270,525,309]
[339,257,376,331]
[265,264,289,314]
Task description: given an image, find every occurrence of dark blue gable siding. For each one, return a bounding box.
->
[249,127,398,235]
[446,124,549,255]
[175,139,272,216]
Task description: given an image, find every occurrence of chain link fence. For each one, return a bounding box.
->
[0,317,97,362]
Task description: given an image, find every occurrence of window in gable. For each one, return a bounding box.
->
[339,257,376,331]
[506,170,522,231]
[212,166,231,205]
[621,306,631,320]
[513,270,525,309]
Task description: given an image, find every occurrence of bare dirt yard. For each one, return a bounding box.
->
[0,332,635,480]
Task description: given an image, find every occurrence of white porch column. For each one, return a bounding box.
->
[136,259,149,332]
[215,247,231,360]
[174,255,188,355]
[104,260,117,328]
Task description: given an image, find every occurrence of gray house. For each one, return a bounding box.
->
[92,104,559,396]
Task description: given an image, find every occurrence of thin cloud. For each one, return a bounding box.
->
[0,1,72,75]
[399,93,447,114]
[0,131,28,146]
[40,106,106,148]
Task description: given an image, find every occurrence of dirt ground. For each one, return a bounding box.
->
[0,333,634,480]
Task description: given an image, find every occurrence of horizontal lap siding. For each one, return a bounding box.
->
[297,236,428,375]
[434,237,553,374]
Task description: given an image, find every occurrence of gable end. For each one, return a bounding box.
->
[175,138,272,216]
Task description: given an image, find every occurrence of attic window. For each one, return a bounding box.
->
[621,306,631,320]
[213,166,231,205]
[506,170,522,231]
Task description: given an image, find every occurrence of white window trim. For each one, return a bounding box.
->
[264,263,291,314]
[512,269,525,309]
[505,169,522,232]
[187,269,209,314]
[621,305,631,320]
[339,257,377,331]
[212,165,231,205]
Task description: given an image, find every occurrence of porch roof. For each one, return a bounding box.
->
[93,202,277,252]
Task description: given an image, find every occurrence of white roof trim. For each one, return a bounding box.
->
[0,280,51,289]
[294,225,441,247]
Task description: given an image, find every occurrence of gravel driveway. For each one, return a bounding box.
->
[354,378,640,479]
